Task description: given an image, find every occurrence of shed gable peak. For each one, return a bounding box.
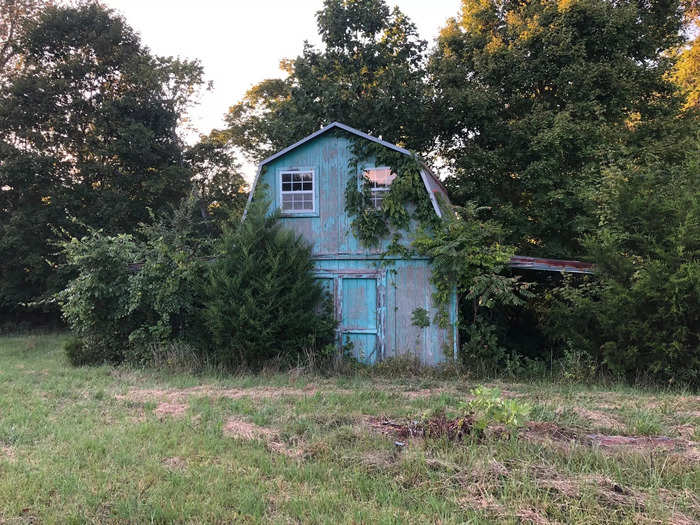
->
[245,122,449,219]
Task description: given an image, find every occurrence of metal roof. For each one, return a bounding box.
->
[509,255,595,274]
[258,122,412,166]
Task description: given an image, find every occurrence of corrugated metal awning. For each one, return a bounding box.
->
[509,255,594,274]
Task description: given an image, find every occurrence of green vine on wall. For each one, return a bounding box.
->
[343,136,456,327]
[343,135,527,339]
[343,137,439,256]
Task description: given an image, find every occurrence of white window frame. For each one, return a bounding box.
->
[279,168,316,214]
[361,166,395,209]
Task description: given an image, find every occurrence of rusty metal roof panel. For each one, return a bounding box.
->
[509,255,595,274]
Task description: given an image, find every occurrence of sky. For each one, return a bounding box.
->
[102,1,461,181]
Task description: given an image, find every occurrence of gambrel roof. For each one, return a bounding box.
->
[244,122,450,218]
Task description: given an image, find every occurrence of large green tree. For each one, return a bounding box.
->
[185,131,249,225]
[0,2,204,318]
[223,0,432,161]
[0,0,47,81]
[430,0,688,257]
[540,111,699,384]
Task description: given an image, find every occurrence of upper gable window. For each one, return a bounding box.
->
[363,167,397,209]
[280,169,315,213]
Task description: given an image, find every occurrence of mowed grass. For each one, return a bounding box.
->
[0,334,698,524]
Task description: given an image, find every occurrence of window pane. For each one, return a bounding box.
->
[371,191,384,209]
[281,171,314,212]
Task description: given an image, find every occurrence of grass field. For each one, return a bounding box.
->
[0,334,698,523]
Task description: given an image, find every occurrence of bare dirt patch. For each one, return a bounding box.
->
[154,402,187,418]
[568,407,624,431]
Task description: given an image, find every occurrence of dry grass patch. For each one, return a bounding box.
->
[117,384,475,405]
[585,433,699,460]
[162,456,187,470]
[223,417,302,458]
[154,401,188,418]
[567,407,624,431]
[116,385,349,404]
[223,418,275,440]
[0,445,16,462]
[460,460,699,524]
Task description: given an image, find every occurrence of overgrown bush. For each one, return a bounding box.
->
[58,232,141,364]
[58,196,337,370]
[63,337,96,367]
[58,198,214,365]
[202,199,336,369]
[126,199,214,356]
[539,119,699,386]
[414,203,533,371]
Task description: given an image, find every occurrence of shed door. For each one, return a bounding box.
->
[340,277,378,364]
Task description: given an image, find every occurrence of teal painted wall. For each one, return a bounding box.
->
[255,131,458,365]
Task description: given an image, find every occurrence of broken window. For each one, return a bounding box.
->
[363,167,396,209]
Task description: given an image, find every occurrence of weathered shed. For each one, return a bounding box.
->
[246,122,458,365]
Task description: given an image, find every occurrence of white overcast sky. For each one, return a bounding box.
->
[102,1,460,180]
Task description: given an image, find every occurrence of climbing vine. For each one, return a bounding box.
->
[343,135,458,328]
[344,136,528,340]
[344,137,439,254]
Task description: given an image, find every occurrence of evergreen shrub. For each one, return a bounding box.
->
[202,200,336,369]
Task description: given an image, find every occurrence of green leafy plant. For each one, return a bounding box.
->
[537,121,699,386]
[63,337,94,367]
[57,196,214,366]
[57,231,141,364]
[460,319,507,375]
[343,137,438,250]
[559,346,598,384]
[411,307,430,329]
[461,386,531,436]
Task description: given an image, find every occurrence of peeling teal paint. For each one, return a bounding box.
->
[251,128,458,365]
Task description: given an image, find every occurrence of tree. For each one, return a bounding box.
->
[203,199,336,369]
[0,0,47,81]
[540,113,699,384]
[223,0,432,161]
[0,2,204,319]
[430,0,688,258]
[185,131,249,224]
[671,2,700,110]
